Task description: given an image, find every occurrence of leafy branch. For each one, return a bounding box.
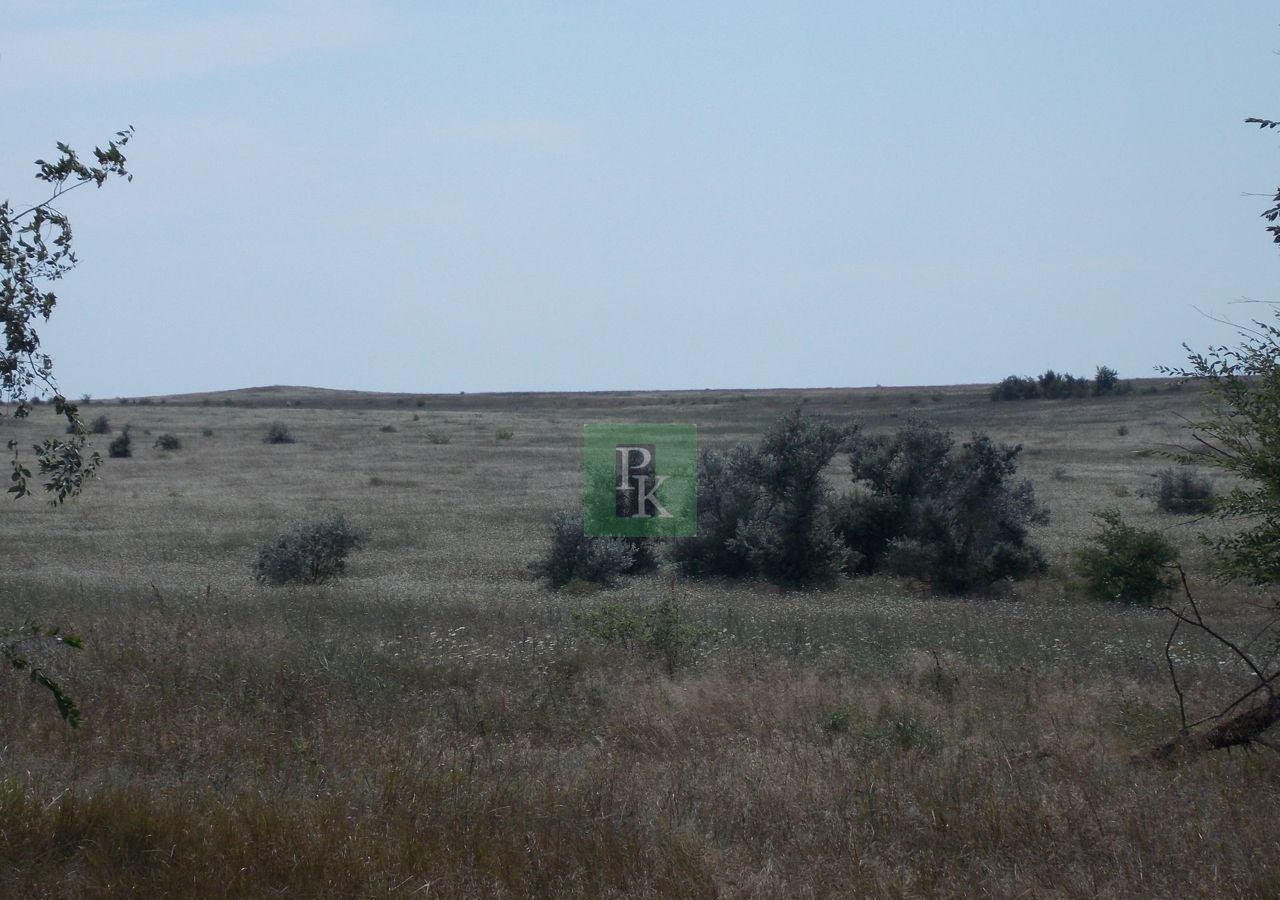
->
[1,621,84,727]
[2,126,133,503]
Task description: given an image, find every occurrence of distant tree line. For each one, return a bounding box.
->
[991,365,1127,401]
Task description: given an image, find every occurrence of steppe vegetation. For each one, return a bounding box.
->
[3,381,1278,898]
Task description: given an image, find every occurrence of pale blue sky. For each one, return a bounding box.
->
[4,2,1279,395]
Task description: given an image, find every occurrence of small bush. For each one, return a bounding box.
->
[264,422,295,444]
[88,414,111,434]
[107,428,132,459]
[1117,425,1129,437]
[379,424,397,433]
[572,594,703,674]
[153,433,181,451]
[425,431,451,445]
[532,511,648,589]
[202,428,214,437]
[495,429,514,440]
[252,514,366,585]
[1076,509,1179,604]
[1153,467,1215,514]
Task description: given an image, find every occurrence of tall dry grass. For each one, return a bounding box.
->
[1,382,1276,897]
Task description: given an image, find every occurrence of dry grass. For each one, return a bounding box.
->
[1,382,1277,898]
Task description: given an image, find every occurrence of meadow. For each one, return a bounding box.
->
[1,381,1277,898]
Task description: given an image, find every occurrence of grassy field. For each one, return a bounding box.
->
[1,381,1278,898]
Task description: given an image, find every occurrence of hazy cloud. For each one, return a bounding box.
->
[0,6,385,91]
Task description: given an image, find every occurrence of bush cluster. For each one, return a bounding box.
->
[535,409,1049,595]
[252,514,366,585]
[991,366,1128,401]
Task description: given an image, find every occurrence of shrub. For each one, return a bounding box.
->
[153,433,181,451]
[1076,509,1179,603]
[425,431,451,445]
[1037,369,1091,400]
[991,375,1041,401]
[839,420,1048,593]
[668,444,764,579]
[735,409,851,587]
[532,511,649,589]
[107,428,131,459]
[670,408,852,587]
[572,594,703,674]
[834,418,953,575]
[379,424,397,433]
[202,428,214,437]
[252,514,366,585]
[264,422,295,444]
[495,429,514,440]
[1094,365,1120,395]
[1153,467,1215,515]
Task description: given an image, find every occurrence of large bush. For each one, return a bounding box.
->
[1076,509,1179,603]
[839,420,1048,593]
[735,409,851,587]
[253,514,366,585]
[670,409,852,588]
[532,511,654,589]
[834,418,953,574]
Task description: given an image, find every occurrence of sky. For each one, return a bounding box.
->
[4,1,1279,396]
